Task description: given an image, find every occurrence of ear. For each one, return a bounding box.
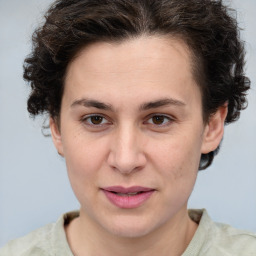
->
[50,118,64,156]
[201,104,228,154]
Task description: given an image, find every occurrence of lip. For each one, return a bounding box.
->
[101,186,155,209]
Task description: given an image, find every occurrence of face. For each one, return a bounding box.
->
[51,36,225,238]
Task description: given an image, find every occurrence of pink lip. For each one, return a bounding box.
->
[102,186,155,209]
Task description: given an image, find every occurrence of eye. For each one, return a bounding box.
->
[146,115,173,126]
[82,115,110,126]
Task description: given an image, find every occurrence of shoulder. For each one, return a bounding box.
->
[210,221,256,255]
[0,223,55,256]
[0,211,78,256]
[187,209,256,256]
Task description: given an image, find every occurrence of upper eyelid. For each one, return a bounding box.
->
[82,113,108,119]
[81,113,173,118]
[144,114,175,127]
[81,114,111,124]
[145,113,175,120]
[80,113,175,125]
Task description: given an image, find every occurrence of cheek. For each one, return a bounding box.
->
[63,127,108,170]
[150,132,202,189]
[62,134,109,196]
[157,139,200,207]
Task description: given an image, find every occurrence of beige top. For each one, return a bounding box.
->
[1,209,256,256]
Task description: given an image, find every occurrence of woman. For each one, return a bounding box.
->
[1,0,255,255]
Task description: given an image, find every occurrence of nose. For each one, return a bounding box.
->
[107,124,147,175]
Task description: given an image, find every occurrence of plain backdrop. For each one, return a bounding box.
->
[0,0,255,247]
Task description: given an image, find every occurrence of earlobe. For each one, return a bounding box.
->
[49,118,64,156]
[201,104,228,154]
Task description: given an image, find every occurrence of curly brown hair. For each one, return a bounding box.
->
[24,0,250,170]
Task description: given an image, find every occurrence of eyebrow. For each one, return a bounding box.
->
[71,98,113,111]
[71,97,185,111]
[139,98,186,111]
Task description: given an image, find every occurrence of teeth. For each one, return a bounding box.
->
[115,192,140,196]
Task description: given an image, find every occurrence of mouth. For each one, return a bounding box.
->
[101,186,155,209]
[111,191,144,196]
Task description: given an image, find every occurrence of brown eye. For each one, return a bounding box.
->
[90,116,103,125]
[83,115,109,126]
[82,114,112,130]
[146,115,173,126]
[91,116,103,124]
[152,115,165,125]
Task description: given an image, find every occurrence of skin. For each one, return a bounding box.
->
[50,36,227,256]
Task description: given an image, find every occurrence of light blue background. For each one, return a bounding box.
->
[0,0,255,247]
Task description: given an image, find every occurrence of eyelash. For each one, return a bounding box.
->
[81,114,174,128]
[145,114,174,127]
[81,114,111,127]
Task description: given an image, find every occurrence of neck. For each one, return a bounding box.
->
[66,207,198,256]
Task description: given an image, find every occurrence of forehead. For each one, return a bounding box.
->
[64,36,201,107]
[68,36,193,76]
